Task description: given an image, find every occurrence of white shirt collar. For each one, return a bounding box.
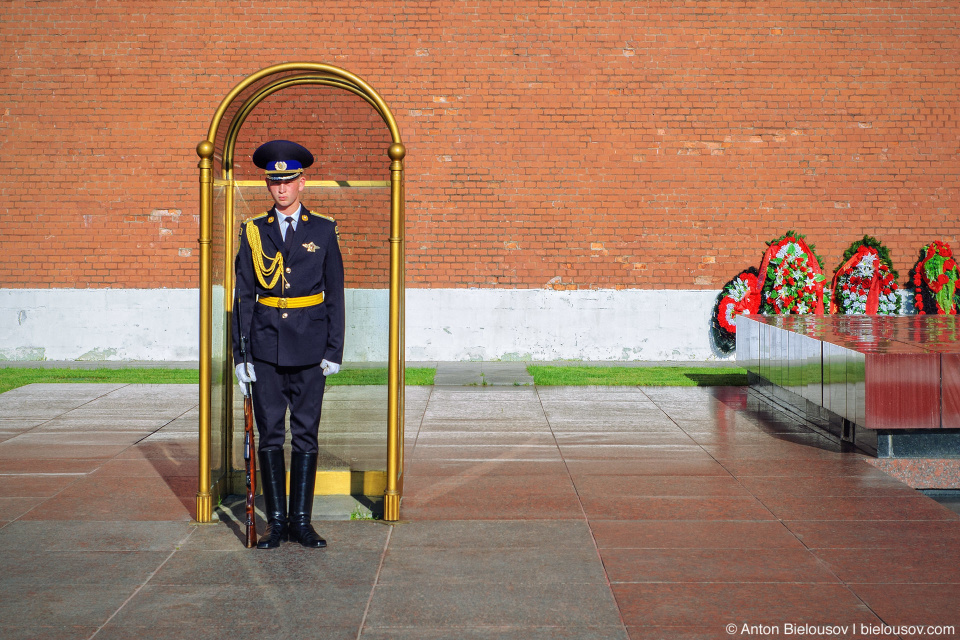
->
[278,205,302,230]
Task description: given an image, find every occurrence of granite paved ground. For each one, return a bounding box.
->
[0,368,958,639]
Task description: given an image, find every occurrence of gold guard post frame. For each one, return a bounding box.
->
[195,63,405,523]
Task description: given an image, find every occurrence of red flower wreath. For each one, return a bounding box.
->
[711,268,761,354]
[830,245,900,315]
[911,241,959,314]
[718,272,761,332]
[759,233,826,315]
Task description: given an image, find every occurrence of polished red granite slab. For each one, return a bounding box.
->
[864,352,941,430]
[740,315,960,430]
[943,353,960,429]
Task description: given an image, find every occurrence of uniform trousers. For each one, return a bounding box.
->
[251,357,326,453]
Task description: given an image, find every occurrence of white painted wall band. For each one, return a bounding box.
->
[0,288,729,362]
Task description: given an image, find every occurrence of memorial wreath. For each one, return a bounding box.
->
[758,231,826,315]
[711,231,825,354]
[909,240,959,315]
[830,236,900,315]
[711,267,761,354]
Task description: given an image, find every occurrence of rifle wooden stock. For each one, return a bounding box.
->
[237,236,258,549]
[243,390,257,548]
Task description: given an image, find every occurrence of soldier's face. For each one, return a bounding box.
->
[266,176,305,212]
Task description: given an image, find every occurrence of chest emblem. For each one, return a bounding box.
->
[302,241,319,253]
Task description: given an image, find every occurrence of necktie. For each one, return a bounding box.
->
[283,217,296,255]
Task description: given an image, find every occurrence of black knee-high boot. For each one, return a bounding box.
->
[257,447,288,549]
[288,451,326,548]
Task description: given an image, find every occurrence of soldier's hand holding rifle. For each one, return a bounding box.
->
[236,362,256,394]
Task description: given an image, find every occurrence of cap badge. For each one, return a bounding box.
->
[302,242,318,253]
[274,161,287,171]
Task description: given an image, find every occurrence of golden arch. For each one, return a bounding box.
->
[195,63,405,523]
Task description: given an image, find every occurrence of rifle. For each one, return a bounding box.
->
[237,289,257,549]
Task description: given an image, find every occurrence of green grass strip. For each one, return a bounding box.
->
[2,364,745,393]
[527,365,748,387]
[0,366,436,394]
[328,367,435,386]
[0,368,199,394]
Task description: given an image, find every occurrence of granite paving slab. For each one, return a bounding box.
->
[0,378,957,639]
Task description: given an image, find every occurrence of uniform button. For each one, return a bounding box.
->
[281,313,288,319]
[285,283,291,289]
[285,267,291,274]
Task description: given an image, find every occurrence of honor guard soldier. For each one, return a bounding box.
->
[233,139,345,549]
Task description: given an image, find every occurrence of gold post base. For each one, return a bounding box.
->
[383,491,400,522]
[196,492,213,523]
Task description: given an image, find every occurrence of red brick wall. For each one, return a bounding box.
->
[2,1,957,290]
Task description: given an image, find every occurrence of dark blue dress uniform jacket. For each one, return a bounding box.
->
[232,207,345,368]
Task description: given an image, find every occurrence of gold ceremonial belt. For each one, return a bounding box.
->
[257,293,325,309]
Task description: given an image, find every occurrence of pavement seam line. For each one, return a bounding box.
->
[86,524,198,639]
[356,522,393,639]
[666,388,897,628]
[4,382,129,439]
[408,384,433,460]
[535,385,631,636]
[130,398,199,446]
[5,384,135,525]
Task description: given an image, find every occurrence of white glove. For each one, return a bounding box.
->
[235,362,256,396]
[321,359,340,377]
